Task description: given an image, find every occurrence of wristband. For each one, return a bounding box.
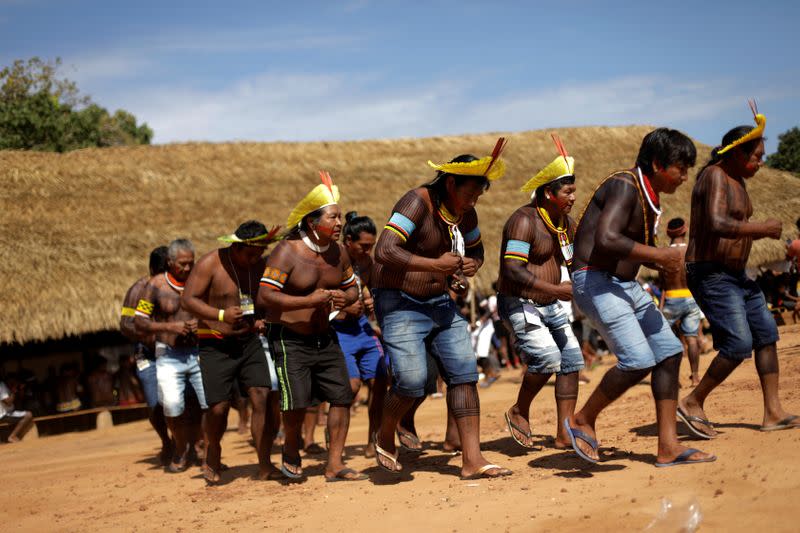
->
[218,309,225,322]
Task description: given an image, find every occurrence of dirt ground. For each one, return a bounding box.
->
[2,324,799,532]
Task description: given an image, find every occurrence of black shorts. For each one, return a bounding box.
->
[267,324,354,412]
[199,334,272,406]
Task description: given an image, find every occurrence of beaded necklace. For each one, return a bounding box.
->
[437,203,465,256]
[164,272,185,293]
[535,200,573,267]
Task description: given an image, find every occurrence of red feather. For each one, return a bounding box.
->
[551,133,569,158]
[483,137,507,176]
[319,170,334,193]
[265,225,282,241]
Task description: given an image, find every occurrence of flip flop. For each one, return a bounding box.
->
[396,429,423,453]
[303,442,327,455]
[676,406,716,439]
[460,464,513,480]
[280,450,304,480]
[373,432,401,473]
[655,448,717,468]
[563,418,599,465]
[504,410,538,449]
[325,468,369,482]
[202,465,222,485]
[760,415,800,432]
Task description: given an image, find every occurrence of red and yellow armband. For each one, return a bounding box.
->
[260,267,289,291]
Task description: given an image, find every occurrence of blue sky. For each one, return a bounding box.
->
[1,0,797,153]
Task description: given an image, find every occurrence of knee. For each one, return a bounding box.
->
[248,387,268,409]
[209,401,229,417]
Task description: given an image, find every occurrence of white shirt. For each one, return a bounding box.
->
[0,382,11,418]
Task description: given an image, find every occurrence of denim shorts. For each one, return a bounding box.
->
[155,342,207,417]
[373,289,478,397]
[686,262,779,360]
[661,296,703,337]
[135,343,159,408]
[498,295,583,375]
[332,315,387,381]
[572,269,683,371]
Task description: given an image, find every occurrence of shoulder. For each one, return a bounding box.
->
[394,188,429,211]
[195,249,220,267]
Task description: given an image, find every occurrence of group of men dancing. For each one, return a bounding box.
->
[120,101,797,484]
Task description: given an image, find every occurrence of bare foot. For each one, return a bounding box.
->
[202,464,221,485]
[256,465,284,481]
[364,442,376,459]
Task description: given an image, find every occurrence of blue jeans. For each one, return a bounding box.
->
[572,269,682,371]
[373,289,478,398]
[686,262,779,360]
[155,342,207,417]
[134,343,159,408]
[662,296,703,336]
[498,295,583,375]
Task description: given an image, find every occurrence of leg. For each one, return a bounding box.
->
[247,386,279,479]
[685,336,700,387]
[349,377,363,398]
[235,393,250,435]
[365,377,385,458]
[554,372,579,448]
[448,383,511,478]
[507,372,550,447]
[443,399,461,452]
[301,406,319,451]
[325,403,351,476]
[202,400,229,483]
[8,411,34,442]
[754,343,799,428]
[679,354,740,437]
[652,353,714,463]
[281,409,305,477]
[571,365,651,460]
[376,390,416,470]
[149,405,172,464]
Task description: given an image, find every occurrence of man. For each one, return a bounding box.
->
[658,218,703,387]
[372,139,512,479]
[258,172,366,482]
[679,105,799,437]
[497,135,583,450]
[331,211,389,458]
[182,221,282,484]
[134,239,207,473]
[0,375,34,443]
[564,128,715,467]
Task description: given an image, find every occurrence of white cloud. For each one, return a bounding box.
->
[104,71,772,144]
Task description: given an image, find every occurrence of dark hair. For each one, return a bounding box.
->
[425,154,491,199]
[667,217,685,231]
[695,125,764,180]
[234,220,268,240]
[534,175,575,203]
[795,217,800,232]
[343,211,376,241]
[149,246,169,276]
[635,128,697,176]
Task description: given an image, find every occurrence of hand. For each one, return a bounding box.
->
[554,281,573,301]
[449,273,469,295]
[345,299,365,316]
[185,318,198,334]
[762,218,782,240]
[308,288,332,308]
[434,252,462,275]
[363,295,375,316]
[330,289,349,310]
[461,257,480,277]
[254,319,266,334]
[656,246,683,275]
[223,306,244,324]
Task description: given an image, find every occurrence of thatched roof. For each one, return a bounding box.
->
[1,126,798,344]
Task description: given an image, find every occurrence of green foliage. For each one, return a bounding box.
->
[0,57,153,152]
[766,127,800,175]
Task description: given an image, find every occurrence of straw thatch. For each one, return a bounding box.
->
[1,126,798,344]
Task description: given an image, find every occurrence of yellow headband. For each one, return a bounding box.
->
[521,133,575,193]
[427,137,508,181]
[717,99,766,155]
[218,225,282,247]
[286,171,340,228]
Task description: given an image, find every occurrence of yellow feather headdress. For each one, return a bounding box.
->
[521,133,575,193]
[427,137,508,181]
[717,99,766,155]
[286,170,340,228]
[218,225,282,247]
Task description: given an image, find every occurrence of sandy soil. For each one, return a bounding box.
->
[2,324,799,532]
